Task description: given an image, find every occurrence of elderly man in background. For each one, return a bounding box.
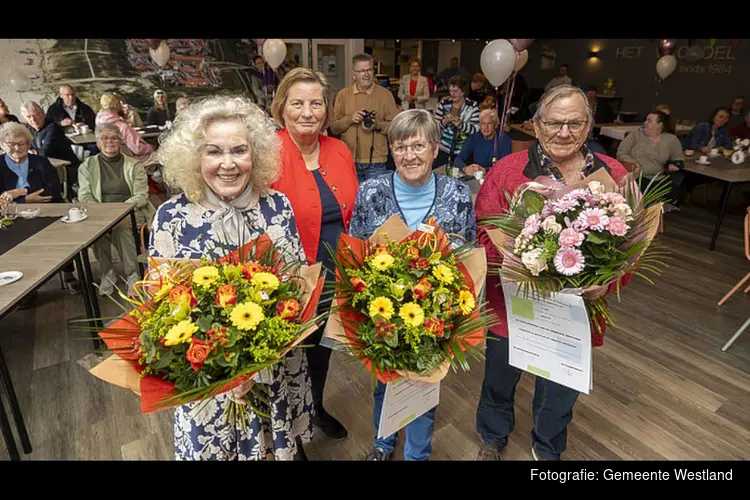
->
[545,64,572,91]
[175,97,192,115]
[45,85,97,134]
[22,101,81,200]
[332,52,400,183]
[473,84,629,462]
[454,108,512,176]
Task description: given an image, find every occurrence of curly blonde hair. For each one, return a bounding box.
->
[157,95,281,203]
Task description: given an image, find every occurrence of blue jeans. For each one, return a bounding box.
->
[356,162,388,183]
[373,380,437,461]
[476,335,580,460]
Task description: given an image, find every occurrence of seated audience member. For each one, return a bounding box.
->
[21,101,81,200]
[113,93,144,128]
[480,94,497,111]
[730,109,750,140]
[77,123,155,296]
[727,96,745,130]
[545,64,572,91]
[682,106,733,152]
[432,75,480,168]
[175,97,192,115]
[0,122,81,293]
[617,110,685,208]
[0,98,19,124]
[584,85,615,154]
[655,104,671,115]
[146,90,173,126]
[45,85,97,134]
[95,93,155,164]
[468,73,490,105]
[454,109,511,175]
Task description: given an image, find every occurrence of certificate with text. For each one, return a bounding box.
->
[502,281,593,394]
[377,378,440,438]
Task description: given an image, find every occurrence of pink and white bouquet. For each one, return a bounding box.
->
[482,169,670,335]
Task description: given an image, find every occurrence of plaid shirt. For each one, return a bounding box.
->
[535,142,597,182]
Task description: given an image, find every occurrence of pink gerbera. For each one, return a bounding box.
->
[606,216,630,237]
[577,208,609,231]
[558,227,585,247]
[521,213,542,239]
[554,247,586,276]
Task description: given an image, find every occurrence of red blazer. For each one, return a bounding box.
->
[475,147,630,347]
[272,128,359,265]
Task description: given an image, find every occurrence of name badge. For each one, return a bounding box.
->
[418,223,435,234]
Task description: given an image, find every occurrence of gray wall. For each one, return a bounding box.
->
[519,39,746,122]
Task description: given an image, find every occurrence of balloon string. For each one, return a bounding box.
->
[496,73,516,161]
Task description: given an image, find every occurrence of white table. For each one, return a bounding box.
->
[599,124,693,141]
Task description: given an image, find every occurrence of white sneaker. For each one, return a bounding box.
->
[99,270,116,296]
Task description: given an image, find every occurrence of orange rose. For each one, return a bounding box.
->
[276,298,301,321]
[349,276,367,293]
[215,284,237,308]
[424,318,445,337]
[413,277,432,300]
[169,285,197,308]
[241,261,264,280]
[406,247,420,260]
[186,337,210,372]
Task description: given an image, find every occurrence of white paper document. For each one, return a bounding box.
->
[501,281,593,394]
[377,378,440,438]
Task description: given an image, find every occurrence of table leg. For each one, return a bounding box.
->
[130,209,145,277]
[0,392,20,461]
[0,345,31,456]
[74,253,100,350]
[79,250,103,329]
[709,182,732,251]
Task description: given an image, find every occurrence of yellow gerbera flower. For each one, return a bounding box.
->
[251,272,280,293]
[371,252,394,271]
[369,297,394,320]
[230,301,265,331]
[164,319,198,346]
[192,266,219,288]
[458,290,475,315]
[432,264,454,284]
[399,302,425,327]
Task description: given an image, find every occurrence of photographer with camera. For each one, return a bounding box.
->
[332,53,400,183]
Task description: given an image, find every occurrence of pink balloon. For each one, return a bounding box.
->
[509,39,535,52]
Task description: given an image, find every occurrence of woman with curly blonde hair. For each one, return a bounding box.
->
[149,94,313,461]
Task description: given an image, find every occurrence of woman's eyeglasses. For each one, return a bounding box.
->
[392,143,428,156]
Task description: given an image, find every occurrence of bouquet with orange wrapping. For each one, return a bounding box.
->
[323,215,497,384]
[88,233,325,429]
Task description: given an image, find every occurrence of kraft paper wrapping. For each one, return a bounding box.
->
[88,259,325,407]
[322,215,488,384]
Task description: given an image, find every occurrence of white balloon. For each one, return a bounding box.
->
[262,39,287,70]
[7,69,30,91]
[656,54,677,80]
[514,50,529,72]
[480,39,516,87]
[149,41,171,67]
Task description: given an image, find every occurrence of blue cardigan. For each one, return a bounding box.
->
[682,122,733,151]
[454,130,512,170]
[349,171,476,247]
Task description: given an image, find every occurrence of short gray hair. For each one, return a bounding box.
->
[176,97,192,109]
[20,101,43,114]
[95,122,122,140]
[479,108,499,123]
[388,109,440,145]
[0,122,33,145]
[533,84,592,124]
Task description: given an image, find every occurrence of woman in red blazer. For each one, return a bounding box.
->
[271,68,359,441]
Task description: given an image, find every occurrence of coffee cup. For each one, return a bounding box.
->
[698,155,709,164]
[473,170,485,181]
[67,207,84,221]
[79,125,89,134]
[710,148,719,157]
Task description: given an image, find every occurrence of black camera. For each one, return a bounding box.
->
[362,110,376,129]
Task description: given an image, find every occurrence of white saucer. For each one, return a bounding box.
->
[61,214,88,223]
[695,160,711,165]
[0,271,23,287]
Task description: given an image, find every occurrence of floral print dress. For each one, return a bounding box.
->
[148,190,313,460]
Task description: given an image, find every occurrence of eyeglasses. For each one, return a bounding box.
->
[4,141,28,149]
[392,142,429,156]
[540,120,588,133]
[354,68,374,74]
[98,136,122,143]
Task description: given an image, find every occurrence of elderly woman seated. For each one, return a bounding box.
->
[77,123,154,295]
[95,93,155,165]
[454,108,512,176]
[617,110,684,208]
[0,122,81,293]
[349,109,476,461]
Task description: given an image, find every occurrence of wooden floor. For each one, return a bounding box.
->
[1,202,748,460]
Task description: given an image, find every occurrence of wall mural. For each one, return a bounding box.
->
[0,39,290,122]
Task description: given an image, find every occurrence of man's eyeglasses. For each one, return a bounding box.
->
[539,120,588,133]
[392,143,428,156]
[354,68,374,74]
